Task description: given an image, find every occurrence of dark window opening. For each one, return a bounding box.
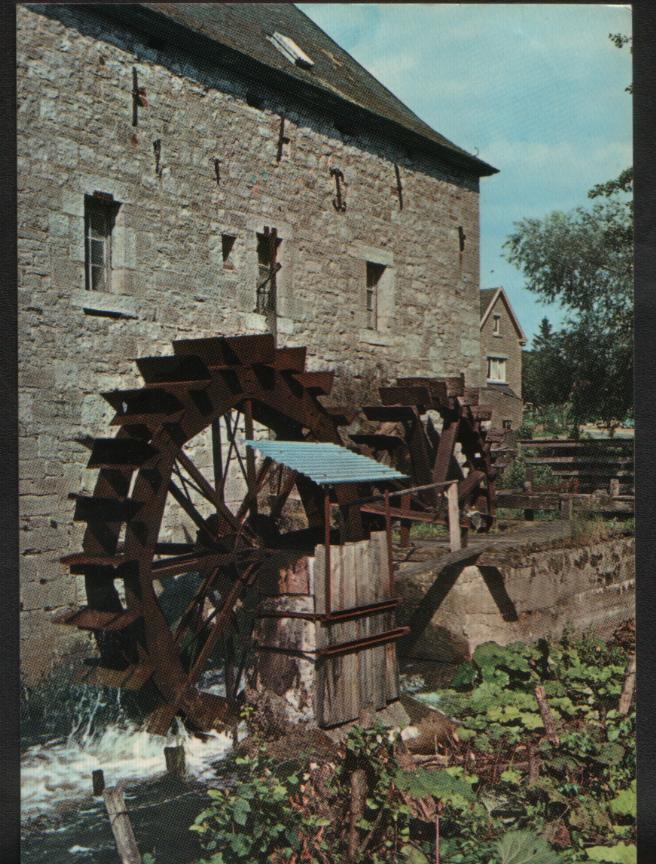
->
[246,91,265,110]
[256,229,282,314]
[366,262,385,330]
[503,419,512,430]
[222,234,236,270]
[84,194,119,292]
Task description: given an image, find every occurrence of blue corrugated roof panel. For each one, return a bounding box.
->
[244,440,408,486]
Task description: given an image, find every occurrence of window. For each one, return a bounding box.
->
[84,194,118,292]
[493,314,501,335]
[487,356,507,383]
[502,419,512,430]
[268,32,314,69]
[366,262,385,330]
[256,229,281,314]
[222,234,236,270]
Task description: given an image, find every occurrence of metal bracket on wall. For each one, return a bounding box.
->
[330,167,347,212]
[153,139,163,177]
[392,163,404,210]
[131,67,148,127]
[276,115,290,162]
[212,157,221,186]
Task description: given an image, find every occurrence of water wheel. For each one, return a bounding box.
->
[348,375,498,532]
[56,334,357,735]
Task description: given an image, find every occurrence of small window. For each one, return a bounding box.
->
[493,314,501,335]
[222,234,236,270]
[487,356,507,383]
[256,229,282,314]
[268,32,314,69]
[502,419,512,430]
[84,194,118,292]
[366,262,385,330]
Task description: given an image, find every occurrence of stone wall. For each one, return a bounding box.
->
[396,534,634,662]
[17,4,483,680]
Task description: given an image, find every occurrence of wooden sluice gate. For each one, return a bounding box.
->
[251,533,403,728]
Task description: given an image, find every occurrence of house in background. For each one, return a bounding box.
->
[480,287,526,429]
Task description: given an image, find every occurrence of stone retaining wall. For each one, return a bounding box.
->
[396,534,634,662]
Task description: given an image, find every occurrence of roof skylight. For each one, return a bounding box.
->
[268,32,314,69]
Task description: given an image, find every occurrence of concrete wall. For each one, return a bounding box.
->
[17,4,483,680]
[396,534,634,662]
[480,292,523,429]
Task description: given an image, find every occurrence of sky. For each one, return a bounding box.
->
[298,3,632,343]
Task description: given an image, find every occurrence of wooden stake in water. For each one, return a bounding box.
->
[92,769,105,796]
[103,784,142,864]
[164,744,187,778]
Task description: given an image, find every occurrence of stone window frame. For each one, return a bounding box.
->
[486,355,508,383]
[353,244,395,334]
[84,193,119,293]
[492,313,501,336]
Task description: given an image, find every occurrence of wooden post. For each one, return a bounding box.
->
[348,768,367,862]
[92,768,105,796]
[400,492,411,548]
[446,482,461,552]
[164,744,186,778]
[534,685,560,745]
[618,653,636,715]
[560,496,574,521]
[523,473,534,520]
[103,785,142,864]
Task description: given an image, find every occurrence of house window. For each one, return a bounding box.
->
[222,234,236,270]
[502,419,512,430]
[366,262,385,330]
[256,229,281,314]
[487,356,507,383]
[493,314,501,335]
[84,195,118,292]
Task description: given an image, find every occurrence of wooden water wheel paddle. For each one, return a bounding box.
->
[56,333,357,735]
[349,375,499,533]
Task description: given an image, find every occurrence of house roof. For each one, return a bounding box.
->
[480,287,527,344]
[95,2,497,178]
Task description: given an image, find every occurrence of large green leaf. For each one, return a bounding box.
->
[609,782,636,818]
[495,830,562,864]
[395,768,474,803]
[585,843,637,863]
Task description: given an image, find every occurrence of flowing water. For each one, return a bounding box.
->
[21,673,239,863]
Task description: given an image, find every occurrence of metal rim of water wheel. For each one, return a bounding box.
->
[56,333,361,736]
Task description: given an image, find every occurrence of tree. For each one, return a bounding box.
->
[505,170,633,432]
[506,31,633,435]
[522,318,573,409]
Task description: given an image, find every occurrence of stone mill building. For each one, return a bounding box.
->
[17,3,497,681]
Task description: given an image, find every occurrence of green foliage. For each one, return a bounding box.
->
[585,843,636,863]
[504,170,633,431]
[395,768,474,808]
[495,830,563,864]
[498,454,558,491]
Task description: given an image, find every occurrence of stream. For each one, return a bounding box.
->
[21,674,238,864]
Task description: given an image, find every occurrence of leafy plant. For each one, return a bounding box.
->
[495,830,563,864]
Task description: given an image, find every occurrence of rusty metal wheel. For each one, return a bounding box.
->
[348,375,498,533]
[57,334,356,735]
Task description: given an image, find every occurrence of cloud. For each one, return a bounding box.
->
[299,3,632,339]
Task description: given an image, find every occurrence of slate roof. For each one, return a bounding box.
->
[97,2,497,177]
[480,287,499,318]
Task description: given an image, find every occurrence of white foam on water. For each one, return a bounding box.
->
[22,690,234,821]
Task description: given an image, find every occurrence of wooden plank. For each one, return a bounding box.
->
[446,483,461,552]
[103,785,142,864]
